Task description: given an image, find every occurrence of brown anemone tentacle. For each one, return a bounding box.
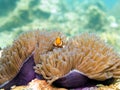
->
[0,31,39,85]
[34,31,66,64]
[68,33,120,81]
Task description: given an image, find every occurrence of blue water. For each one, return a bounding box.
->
[0,0,120,49]
[103,0,117,9]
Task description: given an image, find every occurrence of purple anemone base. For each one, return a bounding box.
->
[52,70,89,88]
[0,55,115,90]
[52,70,114,90]
[0,54,39,90]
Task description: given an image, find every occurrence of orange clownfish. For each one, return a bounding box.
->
[53,37,63,47]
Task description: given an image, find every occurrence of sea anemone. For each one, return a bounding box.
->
[0,31,38,89]
[34,33,120,89]
[68,33,120,80]
[0,31,120,90]
[0,30,65,89]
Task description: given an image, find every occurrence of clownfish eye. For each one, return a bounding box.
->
[53,37,63,47]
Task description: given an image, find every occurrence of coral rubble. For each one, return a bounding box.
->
[11,79,67,90]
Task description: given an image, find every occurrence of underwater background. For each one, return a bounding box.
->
[0,0,120,52]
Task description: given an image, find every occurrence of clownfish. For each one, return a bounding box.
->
[53,37,63,47]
